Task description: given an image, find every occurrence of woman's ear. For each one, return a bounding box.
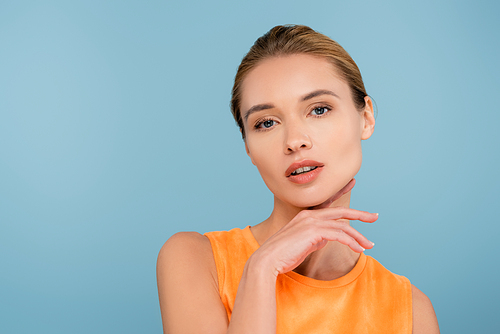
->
[361,96,375,140]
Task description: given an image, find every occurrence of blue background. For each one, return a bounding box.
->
[1,0,499,332]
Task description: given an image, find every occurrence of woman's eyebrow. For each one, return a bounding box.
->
[244,103,274,122]
[301,89,339,101]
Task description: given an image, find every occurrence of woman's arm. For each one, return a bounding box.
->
[412,285,440,334]
[157,206,377,333]
[157,231,281,334]
[226,254,278,333]
[157,232,228,333]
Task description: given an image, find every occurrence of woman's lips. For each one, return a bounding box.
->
[285,160,324,184]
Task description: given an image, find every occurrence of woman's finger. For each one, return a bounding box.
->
[300,206,379,223]
[324,229,367,253]
[316,220,374,250]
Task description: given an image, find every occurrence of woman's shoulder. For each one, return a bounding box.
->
[156,231,220,304]
[411,284,440,333]
[364,255,411,285]
[365,256,439,333]
[157,232,217,288]
[157,231,214,268]
[162,231,211,247]
[157,226,250,266]
[157,232,230,332]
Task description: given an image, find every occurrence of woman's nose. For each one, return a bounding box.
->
[284,125,312,154]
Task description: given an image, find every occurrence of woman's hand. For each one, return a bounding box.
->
[251,179,378,277]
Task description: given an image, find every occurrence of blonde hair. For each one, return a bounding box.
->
[231,24,368,139]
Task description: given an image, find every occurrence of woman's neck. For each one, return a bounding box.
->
[251,191,360,281]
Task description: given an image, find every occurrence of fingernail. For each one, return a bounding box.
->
[375,213,379,216]
[371,242,375,247]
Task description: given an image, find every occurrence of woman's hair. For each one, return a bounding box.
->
[231,24,368,139]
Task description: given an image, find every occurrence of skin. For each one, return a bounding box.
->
[157,54,439,333]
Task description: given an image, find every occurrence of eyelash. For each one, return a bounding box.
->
[253,104,333,131]
[309,105,332,117]
[254,117,277,131]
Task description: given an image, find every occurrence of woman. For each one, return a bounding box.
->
[157,25,439,333]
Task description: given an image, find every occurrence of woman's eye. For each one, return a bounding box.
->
[311,106,330,116]
[263,120,274,128]
[257,119,275,129]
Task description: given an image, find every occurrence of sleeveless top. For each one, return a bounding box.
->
[205,226,412,333]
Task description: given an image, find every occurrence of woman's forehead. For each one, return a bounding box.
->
[240,54,349,109]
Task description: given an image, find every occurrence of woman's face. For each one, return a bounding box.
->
[240,54,375,208]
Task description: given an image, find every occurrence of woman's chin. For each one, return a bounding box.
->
[278,181,353,209]
[284,194,333,210]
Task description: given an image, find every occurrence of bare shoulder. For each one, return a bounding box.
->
[159,231,212,254]
[157,232,227,333]
[411,284,440,334]
[157,231,219,298]
[158,232,214,270]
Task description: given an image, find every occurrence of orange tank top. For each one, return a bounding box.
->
[205,226,412,333]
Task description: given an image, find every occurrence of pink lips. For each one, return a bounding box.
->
[286,160,324,184]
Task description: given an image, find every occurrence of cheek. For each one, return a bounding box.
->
[247,138,279,177]
[339,141,363,179]
[322,121,363,175]
[246,136,289,198]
